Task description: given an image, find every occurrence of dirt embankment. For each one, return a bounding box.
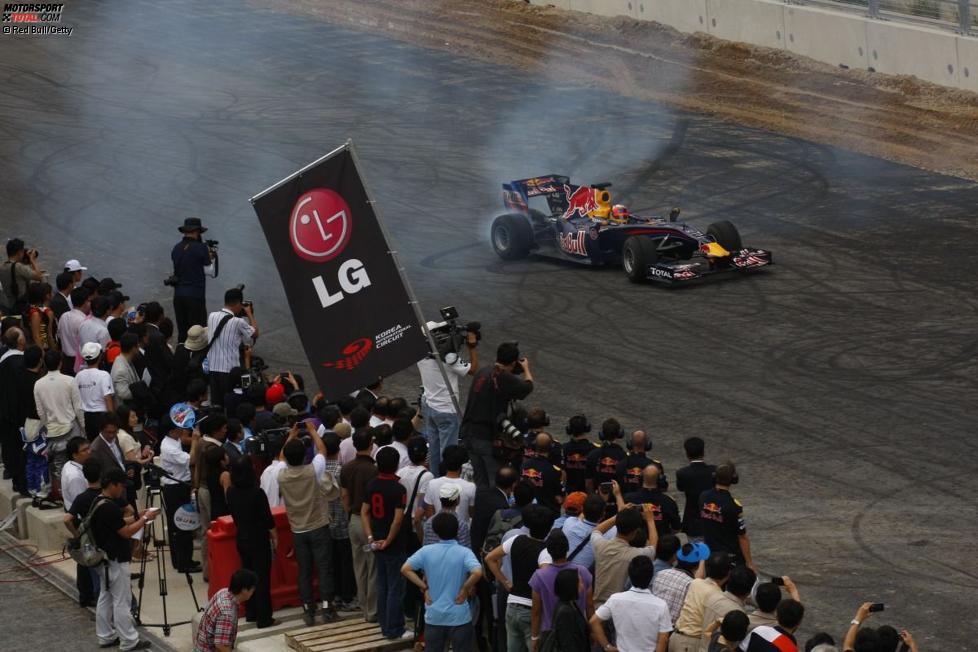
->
[255,0,978,181]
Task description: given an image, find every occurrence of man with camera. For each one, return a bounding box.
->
[170,217,217,343]
[2,238,44,312]
[459,342,533,491]
[417,316,479,476]
[206,288,258,409]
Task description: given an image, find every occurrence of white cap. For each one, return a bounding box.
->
[439,483,461,502]
[81,342,102,361]
[64,259,87,273]
[425,320,448,334]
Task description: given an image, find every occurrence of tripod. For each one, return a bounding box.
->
[134,483,201,636]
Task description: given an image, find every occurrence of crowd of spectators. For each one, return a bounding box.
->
[0,233,925,652]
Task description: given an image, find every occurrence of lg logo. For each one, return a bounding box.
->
[290,188,371,308]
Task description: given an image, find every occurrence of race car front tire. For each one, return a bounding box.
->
[491,214,533,260]
[623,236,659,283]
[707,220,743,254]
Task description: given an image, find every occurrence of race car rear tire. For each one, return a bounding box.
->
[707,220,743,253]
[623,236,658,283]
[491,214,533,260]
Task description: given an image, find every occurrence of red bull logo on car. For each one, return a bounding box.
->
[562,184,598,220]
[558,230,588,256]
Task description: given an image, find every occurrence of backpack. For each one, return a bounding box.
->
[481,507,522,560]
[66,497,110,567]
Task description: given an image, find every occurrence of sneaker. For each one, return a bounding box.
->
[123,640,152,650]
[340,598,360,612]
[98,639,119,648]
[319,606,338,623]
[302,606,315,627]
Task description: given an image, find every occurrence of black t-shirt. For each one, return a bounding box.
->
[616,455,668,495]
[562,438,597,493]
[364,475,407,555]
[520,455,563,515]
[460,366,533,440]
[510,535,547,601]
[585,443,626,486]
[67,487,102,526]
[698,488,746,563]
[92,498,131,562]
[523,438,563,468]
[623,488,681,535]
[676,461,716,537]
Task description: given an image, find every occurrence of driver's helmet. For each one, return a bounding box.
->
[610,204,630,222]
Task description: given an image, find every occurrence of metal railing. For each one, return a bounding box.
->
[788,0,977,35]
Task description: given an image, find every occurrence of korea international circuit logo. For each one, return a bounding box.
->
[322,338,373,370]
[2,3,73,35]
[290,188,352,263]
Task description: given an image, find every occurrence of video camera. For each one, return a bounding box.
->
[427,306,481,364]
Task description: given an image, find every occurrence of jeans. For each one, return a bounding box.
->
[505,603,532,652]
[197,486,211,580]
[422,402,460,477]
[426,622,474,652]
[96,561,139,650]
[375,551,407,638]
[25,448,49,496]
[76,562,99,606]
[294,526,335,605]
[348,515,377,621]
[465,437,500,491]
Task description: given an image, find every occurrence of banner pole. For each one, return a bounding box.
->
[346,140,464,417]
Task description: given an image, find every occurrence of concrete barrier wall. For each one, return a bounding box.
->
[784,4,869,70]
[524,0,978,93]
[706,0,786,50]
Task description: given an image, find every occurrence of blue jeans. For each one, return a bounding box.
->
[425,621,473,652]
[422,402,459,477]
[294,526,335,605]
[375,551,407,638]
[505,603,532,652]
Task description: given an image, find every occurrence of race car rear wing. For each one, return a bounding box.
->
[502,175,570,198]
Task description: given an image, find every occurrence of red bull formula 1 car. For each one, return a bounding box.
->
[490,175,773,284]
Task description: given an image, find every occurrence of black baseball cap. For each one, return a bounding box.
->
[98,278,123,294]
[107,290,129,309]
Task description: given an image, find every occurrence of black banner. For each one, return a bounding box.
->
[250,143,428,400]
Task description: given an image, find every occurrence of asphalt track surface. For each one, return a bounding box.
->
[1,0,976,649]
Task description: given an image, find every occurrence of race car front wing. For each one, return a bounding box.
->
[645,248,774,284]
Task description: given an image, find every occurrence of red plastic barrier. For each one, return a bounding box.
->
[206,506,306,611]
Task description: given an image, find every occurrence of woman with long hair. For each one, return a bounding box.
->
[541,568,590,651]
[226,455,277,628]
[24,281,57,351]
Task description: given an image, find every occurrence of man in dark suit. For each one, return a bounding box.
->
[675,436,716,540]
[470,466,518,555]
[141,302,174,404]
[0,327,27,492]
[88,413,128,478]
[49,271,75,321]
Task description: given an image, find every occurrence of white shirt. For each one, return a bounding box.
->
[160,436,191,484]
[423,476,476,522]
[57,308,87,356]
[417,357,470,414]
[34,370,84,434]
[378,441,409,470]
[78,316,110,349]
[398,464,431,516]
[61,460,87,511]
[594,588,673,652]
[75,367,114,412]
[206,309,255,374]
[260,460,287,508]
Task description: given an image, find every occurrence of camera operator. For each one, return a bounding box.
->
[170,217,216,343]
[206,287,258,409]
[417,320,478,476]
[2,238,44,313]
[459,342,533,490]
[159,414,202,573]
